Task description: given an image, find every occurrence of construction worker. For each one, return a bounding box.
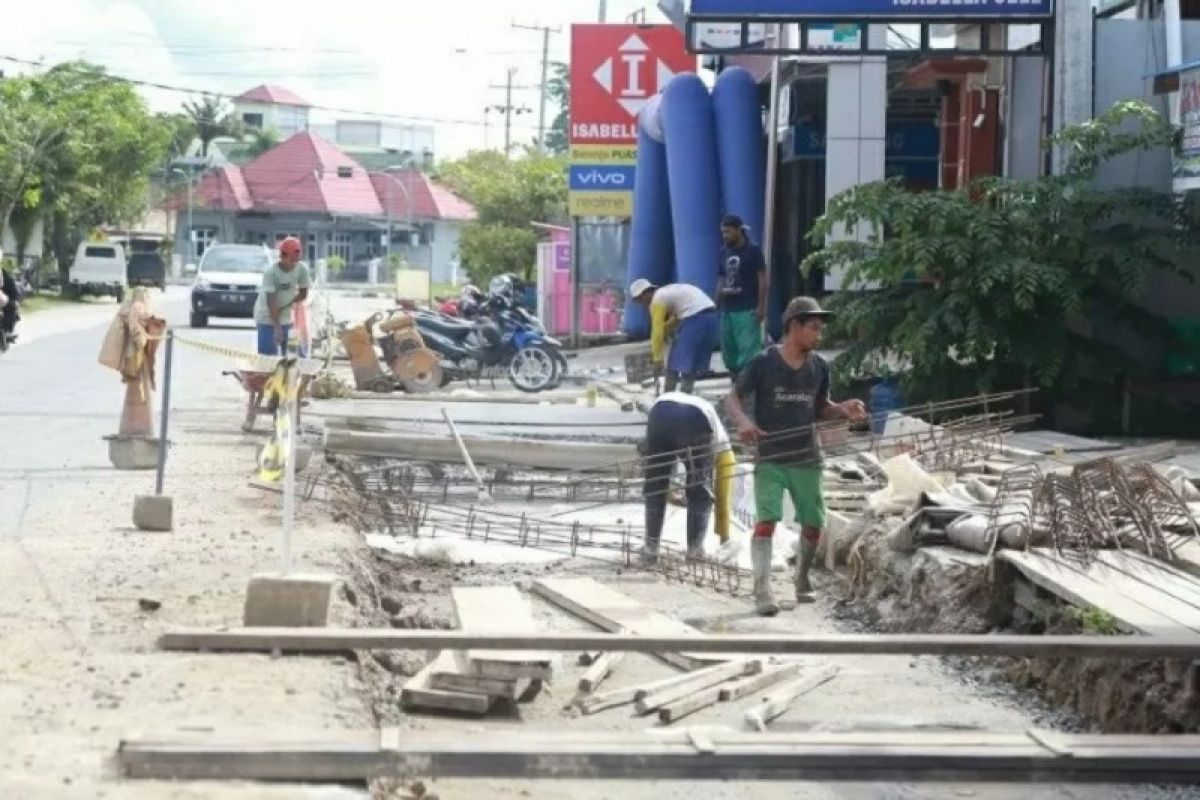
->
[629,278,718,393]
[724,296,867,617]
[254,237,310,357]
[641,391,736,564]
[717,214,767,381]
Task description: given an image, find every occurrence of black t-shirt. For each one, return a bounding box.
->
[734,347,830,465]
[718,238,764,312]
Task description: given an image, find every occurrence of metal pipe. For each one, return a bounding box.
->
[154,330,174,496]
[761,32,782,330]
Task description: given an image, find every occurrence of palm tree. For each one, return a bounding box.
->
[183,95,242,157]
[245,127,281,158]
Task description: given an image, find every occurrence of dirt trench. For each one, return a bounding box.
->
[834,533,1200,734]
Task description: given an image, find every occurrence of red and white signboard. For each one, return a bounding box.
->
[569,24,695,146]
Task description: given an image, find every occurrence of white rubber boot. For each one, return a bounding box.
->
[751,537,779,617]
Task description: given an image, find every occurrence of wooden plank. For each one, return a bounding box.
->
[636,661,760,715]
[118,729,1200,783]
[452,586,554,680]
[576,667,698,715]
[530,577,727,670]
[744,666,840,732]
[719,662,804,702]
[1169,539,1200,578]
[999,550,1190,636]
[657,685,724,724]
[400,653,492,716]
[579,652,622,694]
[157,628,1200,658]
[430,652,529,700]
[1075,552,1200,631]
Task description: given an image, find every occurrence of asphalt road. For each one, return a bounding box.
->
[0,288,278,536]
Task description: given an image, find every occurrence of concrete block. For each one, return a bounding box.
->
[243,573,336,627]
[133,495,173,532]
[105,435,159,471]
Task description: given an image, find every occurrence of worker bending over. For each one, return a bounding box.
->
[641,391,736,564]
[725,296,867,617]
[629,278,719,393]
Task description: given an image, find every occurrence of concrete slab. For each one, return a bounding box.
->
[243,573,336,627]
[133,494,173,532]
[105,435,159,470]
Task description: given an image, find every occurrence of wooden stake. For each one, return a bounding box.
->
[579,652,623,694]
[744,666,839,732]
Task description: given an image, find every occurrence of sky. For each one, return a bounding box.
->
[0,0,664,156]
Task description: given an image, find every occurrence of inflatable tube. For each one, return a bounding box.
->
[713,66,784,338]
[624,96,674,339]
[661,73,722,297]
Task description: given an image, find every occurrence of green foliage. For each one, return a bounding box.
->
[803,101,1191,402]
[1073,607,1120,636]
[545,62,570,156]
[244,127,281,159]
[183,94,242,157]
[0,62,171,270]
[436,149,567,282]
[156,111,197,159]
[326,255,346,275]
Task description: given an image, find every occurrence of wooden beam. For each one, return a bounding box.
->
[118,729,1200,783]
[719,662,803,702]
[157,628,1200,659]
[578,652,622,694]
[657,685,724,724]
[744,666,840,732]
[400,652,492,716]
[452,586,555,681]
[635,661,760,715]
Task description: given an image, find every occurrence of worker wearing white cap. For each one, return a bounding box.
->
[629,278,718,394]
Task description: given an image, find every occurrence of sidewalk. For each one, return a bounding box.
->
[0,334,370,797]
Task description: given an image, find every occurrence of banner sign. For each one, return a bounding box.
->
[1176,66,1200,190]
[569,24,694,219]
[689,0,1054,18]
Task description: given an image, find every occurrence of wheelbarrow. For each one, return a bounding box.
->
[223,361,318,433]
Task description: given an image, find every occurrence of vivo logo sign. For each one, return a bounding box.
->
[570,164,637,191]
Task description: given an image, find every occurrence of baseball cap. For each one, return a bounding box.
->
[781,296,834,327]
[628,278,656,299]
[721,214,744,229]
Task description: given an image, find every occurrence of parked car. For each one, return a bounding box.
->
[68,242,126,300]
[190,244,273,328]
[126,252,166,290]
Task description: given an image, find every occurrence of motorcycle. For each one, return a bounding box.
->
[0,266,22,354]
[412,295,562,393]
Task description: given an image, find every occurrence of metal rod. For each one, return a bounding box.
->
[282,363,298,575]
[441,407,484,491]
[154,330,174,496]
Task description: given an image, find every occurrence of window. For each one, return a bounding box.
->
[336,165,353,178]
[84,246,117,259]
[328,232,351,261]
[242,112,264,129]
[306,233,317,263]
[191,227,216,259]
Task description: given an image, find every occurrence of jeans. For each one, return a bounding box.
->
[256,323,291,356]
[643,400,715,553]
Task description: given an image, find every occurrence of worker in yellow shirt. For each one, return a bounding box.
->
[629,278,719,394]
[640,391,736,564]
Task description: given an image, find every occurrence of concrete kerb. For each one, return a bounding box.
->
[243,573,337,627]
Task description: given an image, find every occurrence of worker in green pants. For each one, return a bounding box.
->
[717,214,766,381]
[724,296,867,616]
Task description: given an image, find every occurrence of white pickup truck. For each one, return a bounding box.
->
[69,241,126,300]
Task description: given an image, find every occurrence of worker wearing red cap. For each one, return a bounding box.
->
[253,237,310,356]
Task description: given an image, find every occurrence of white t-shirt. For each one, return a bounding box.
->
[651,283,715,320]
[652,391,731,452]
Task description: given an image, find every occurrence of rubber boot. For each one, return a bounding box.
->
[679,373,696,394]
[663,370,679,393]
[795,538,819,603]
[751,537,779,617]
[685,507,709,563]
[642,497,665,567]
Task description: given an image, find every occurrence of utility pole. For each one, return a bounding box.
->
[512,22,561,153]
[487,67,535,157]
[599,0,607,22]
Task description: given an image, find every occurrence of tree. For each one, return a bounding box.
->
[245,127,281,158]
[802,101,1189,413]
[436,149,568,281]
[156,111,197,160]
[0,62,171,276]
[544,62,569,156]
[183,94,242,157]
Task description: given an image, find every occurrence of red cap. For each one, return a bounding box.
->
[279,236,302,258]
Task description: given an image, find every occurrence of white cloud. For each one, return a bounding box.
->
[2,0,662,156]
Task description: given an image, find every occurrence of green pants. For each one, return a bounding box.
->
[754,462,826,529]
[720,309,762,375]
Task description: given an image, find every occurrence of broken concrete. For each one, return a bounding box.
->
[243,573,336,627]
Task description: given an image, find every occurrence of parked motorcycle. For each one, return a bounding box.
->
[0,265,21,354]
[412,293,563,393]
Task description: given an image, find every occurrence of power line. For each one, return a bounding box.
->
[0,54,542,132]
